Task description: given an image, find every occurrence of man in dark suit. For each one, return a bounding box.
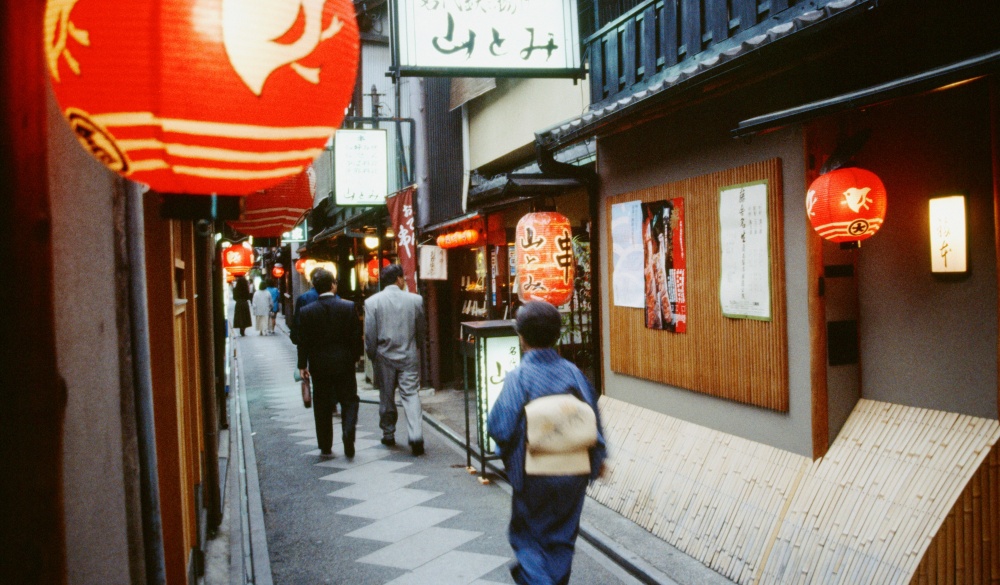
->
[292,267,336,414]
[297,269,363,457]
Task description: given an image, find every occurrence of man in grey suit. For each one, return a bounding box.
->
[364,264,427,455]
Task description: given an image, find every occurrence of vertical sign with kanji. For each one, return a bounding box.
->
[387,186,418,291]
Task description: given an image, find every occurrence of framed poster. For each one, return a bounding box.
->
[641,199,686,332]
[719,181,770,320]
[334,129,388,206]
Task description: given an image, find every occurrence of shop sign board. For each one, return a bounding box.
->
[419,245,448,280]
[391,0,583,78]
[476,330,521,454]
[335,129,388,205]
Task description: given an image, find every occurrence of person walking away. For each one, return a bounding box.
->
[364,264,427,455]
[297,269,362,457]
[232,275,253,336]
[291,268,335,413]
[266,278,280,334]
[487,301,607,585]
[252,281,272,335]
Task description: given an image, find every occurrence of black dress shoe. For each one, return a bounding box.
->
[320,448,333,457]
[381,437,395,447]
[409,441,424,456]
[344,442,355,458]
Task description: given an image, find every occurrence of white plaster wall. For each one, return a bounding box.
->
[598,124,814,456]
[467,77,589,170]
[48,90,132,584]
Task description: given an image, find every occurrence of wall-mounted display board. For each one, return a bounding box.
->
[606,159,788,411]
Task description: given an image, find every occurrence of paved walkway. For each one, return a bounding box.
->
[208,306,735,585]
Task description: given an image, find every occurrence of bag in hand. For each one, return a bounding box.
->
[301,379,312,409]
[524,393,597,476]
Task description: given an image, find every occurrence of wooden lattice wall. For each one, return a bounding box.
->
[591,397,1000,584]
[605,158,788,411]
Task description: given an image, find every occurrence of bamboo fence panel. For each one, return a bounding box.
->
[591,397,1000,585]
[605,158,788,411]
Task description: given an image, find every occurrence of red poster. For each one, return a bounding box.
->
[387,186,418,292]
[642,198,686,332]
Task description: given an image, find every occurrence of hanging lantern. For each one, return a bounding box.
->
[221,243,253,276]
[515,212,574,306]
[294,257,307,274]
[44,0,359,195]
[271,263,285,279]
[224,271,234,283]
[228,169,314,238]
[806,167,887,243]
[367,257,390,281]
[465,229,480,246]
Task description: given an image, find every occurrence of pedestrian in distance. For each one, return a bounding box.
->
[252,280,272,335]
[296,269,363,458]
[231,275,253,337]
[266,278,281,334]
[487,300,607,585]
[364,263,427,455]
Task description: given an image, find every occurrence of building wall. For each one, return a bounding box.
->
[852,81,998,419]
[598,123,814,456]
[48,91,133,583]
[467,77,589,171]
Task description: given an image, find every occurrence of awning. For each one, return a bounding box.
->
[733,48,1000,138]
[422,211,481,234]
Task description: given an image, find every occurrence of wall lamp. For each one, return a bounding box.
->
[929,194,968,276]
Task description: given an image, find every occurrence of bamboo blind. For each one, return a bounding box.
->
[605,159,788,411]
[590,397,1000,585]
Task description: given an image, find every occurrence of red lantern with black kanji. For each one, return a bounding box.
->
[295,258,307,274]
[221,243,253,276]
[271,263,285,279]
[806,167,887,243]
[515,212,574,306]
[44,0,359,195]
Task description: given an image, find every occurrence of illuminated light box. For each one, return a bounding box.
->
[391,0,583,78]
[929,194,968,274]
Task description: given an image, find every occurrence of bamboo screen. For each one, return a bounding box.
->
[606,158,788,411]
[590,396,1000,585]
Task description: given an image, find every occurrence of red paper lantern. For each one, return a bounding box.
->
[271,263,285,279]
[221,243,253,276]
[295,257,307,274]
[224,271,234,283]
[806,168,887,243]
[464,229,479,245]
[228,169,314,238]
[45,0,359,195]
[367,257,389,281]
[515,212,574,306]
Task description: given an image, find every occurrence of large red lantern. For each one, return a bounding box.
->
[806,168,887,243]
[271,263,285,279]
[221,243,253,276]
[228,169,314,237]
[515,212,574,306]
[44,0,359,195]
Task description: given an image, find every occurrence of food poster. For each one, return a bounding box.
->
[642,199,686,332]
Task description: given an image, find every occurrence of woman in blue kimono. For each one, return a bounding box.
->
[488,301,607,585]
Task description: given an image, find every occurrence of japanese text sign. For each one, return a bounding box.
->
[335,129,388,205]
[393,0,582,77]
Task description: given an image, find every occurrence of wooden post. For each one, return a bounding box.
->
[0,2,68,583]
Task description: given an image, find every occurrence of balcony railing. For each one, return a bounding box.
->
[585,0,809,104]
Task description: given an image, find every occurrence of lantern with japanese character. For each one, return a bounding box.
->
[221,243,253,276]
[515,212,574,306]
[271,263,285,279]
[806,167,887,243]
[44,0,359,195]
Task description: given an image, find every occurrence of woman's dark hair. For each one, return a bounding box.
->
[514,301,562,348]
[380,264,403,288]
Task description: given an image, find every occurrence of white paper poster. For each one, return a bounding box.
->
[719,181,771,320]
[611,200,644,308]
[418,245,447,280]
[334,129,388,206]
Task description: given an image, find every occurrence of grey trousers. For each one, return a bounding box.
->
[373,356,423,443]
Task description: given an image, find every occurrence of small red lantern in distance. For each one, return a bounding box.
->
[221,243,253,277]
[271,263,285,279]
[367,258,390,281]
[515,212,574,306]
[295,258,307,274]
[807,167,887,243]
[44,0,359,195]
